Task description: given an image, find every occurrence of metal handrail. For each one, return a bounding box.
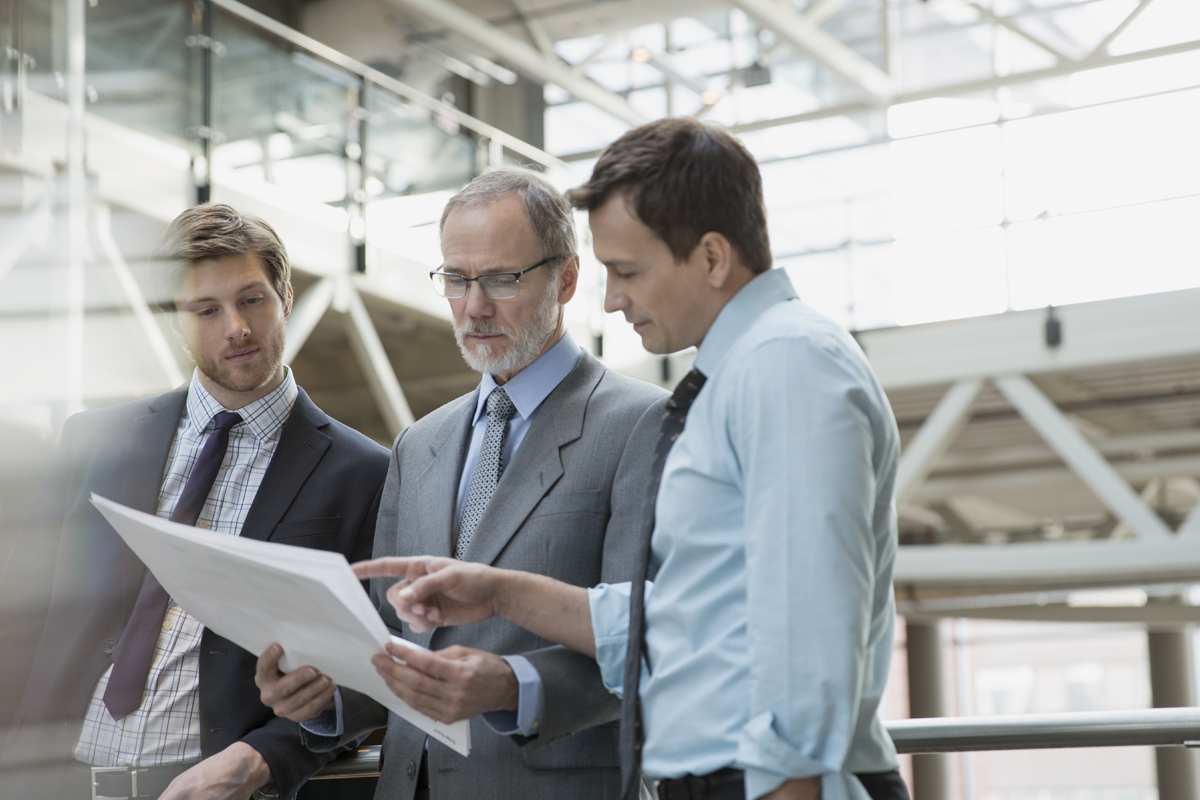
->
[210,0,569,171]
[311,708,1200,780]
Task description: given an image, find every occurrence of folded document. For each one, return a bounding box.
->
[91,493,471,756]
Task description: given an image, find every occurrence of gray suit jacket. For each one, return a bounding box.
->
[306,351,667,800]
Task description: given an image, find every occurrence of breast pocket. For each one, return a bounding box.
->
[520,489,609,584]
[270,516,342,551]
[530,489,605,519]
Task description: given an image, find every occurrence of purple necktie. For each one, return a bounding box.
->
[103,410,242,720]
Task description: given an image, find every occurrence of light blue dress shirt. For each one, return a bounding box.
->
[304,332,581,740]
[587,268,902,800]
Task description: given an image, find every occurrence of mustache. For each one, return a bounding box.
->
[221,340,264,357]
[456,320,513,337]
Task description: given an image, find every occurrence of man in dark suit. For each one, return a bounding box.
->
[0,204,389,800]
[257,167,667,800]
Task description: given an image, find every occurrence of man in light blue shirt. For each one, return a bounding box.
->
[257,166,668,800]
[353,119,910,800]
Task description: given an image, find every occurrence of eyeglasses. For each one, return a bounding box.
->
[429,255,568,300]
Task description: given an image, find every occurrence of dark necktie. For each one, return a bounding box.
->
[103,410,242,720]
[619,369,707,800]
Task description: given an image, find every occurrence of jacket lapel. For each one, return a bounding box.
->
[117,386,187,608]
[239,388,332,542]
[121,388,188,513]
[461,353,603,567]
[414,395,476,559]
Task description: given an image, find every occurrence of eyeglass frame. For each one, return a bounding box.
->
[429,254,570,300]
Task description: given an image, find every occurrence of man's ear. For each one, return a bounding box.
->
[166,306,193,360]
[557,255,581,304]
[282,282,295,317]
[698,232,734,290]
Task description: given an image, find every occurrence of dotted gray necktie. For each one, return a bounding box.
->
[456,388,517,560]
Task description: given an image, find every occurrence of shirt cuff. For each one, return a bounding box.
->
[587,581,653,698]
[299,687,344,739]
[481,655,544,737]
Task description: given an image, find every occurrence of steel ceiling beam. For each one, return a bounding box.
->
[284,277,336,364]
[803,0,854,25]
[895,534,1200,588]
[722,36,1200,137]
[994,375,1172,540]
[964,1,1074,64]
[729,0,895,99]
[858,287,1200,392]
[895,379,985,503]
[384,0,647,126]
[1085,0,1155,61]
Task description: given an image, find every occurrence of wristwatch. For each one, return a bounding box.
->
[253,781,280,799]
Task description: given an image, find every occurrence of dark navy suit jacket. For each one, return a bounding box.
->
[0,385,389,799]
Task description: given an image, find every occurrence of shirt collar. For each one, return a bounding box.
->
[473,330,583,425]
[184,366,298,442]
[693,267,799,377]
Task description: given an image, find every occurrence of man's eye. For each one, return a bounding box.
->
[197,308,217,317]
[486,275,518,287]
[446,276,467,287]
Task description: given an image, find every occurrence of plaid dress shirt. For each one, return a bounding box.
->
[73,368,297,768]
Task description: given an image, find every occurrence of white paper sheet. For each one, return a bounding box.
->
[91,493,471,756]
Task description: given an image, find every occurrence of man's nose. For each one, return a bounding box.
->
[225,308,251,339]
[603,284,627,315]
[463,281,494,317]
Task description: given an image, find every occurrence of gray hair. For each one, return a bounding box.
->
[440,166,577,273]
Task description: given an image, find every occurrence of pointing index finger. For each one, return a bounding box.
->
[352,556,422,580]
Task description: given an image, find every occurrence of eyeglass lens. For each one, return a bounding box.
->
[434,273,521,299]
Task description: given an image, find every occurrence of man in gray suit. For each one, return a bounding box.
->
[256,167,667,799]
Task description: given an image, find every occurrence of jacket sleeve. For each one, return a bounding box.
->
[521,397,667,745]
[299,687,389,753]
[0,413,78,731]
[242,436,391,797]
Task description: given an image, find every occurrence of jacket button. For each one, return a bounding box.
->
[406,761,416,780]
[102,639,116,654]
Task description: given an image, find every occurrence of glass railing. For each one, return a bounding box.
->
[0,0,572,407]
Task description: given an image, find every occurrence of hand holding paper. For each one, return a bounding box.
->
[91,494,470,756]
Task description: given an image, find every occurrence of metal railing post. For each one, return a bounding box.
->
[906,619,949,800]
[1150,627,1200,799]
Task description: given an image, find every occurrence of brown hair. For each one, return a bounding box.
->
[159,204,291,308]
[567,118,772,274]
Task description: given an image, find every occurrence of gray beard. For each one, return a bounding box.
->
[455,280,562,376]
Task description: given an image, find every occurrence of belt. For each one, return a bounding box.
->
[657,769,910,800]
[657,768,745,800]
[69,762,194,800]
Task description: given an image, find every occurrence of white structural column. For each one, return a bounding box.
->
[94,204,185,388]
[385,0,646,126]
[284,277,337,364]
[1148,628,1199,800]
[728,0,894,100]
[906,620,950,800]
[65,0,87,418]
[340,280,415,438]
[994,374,1173,540]
[895,379,985,503]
